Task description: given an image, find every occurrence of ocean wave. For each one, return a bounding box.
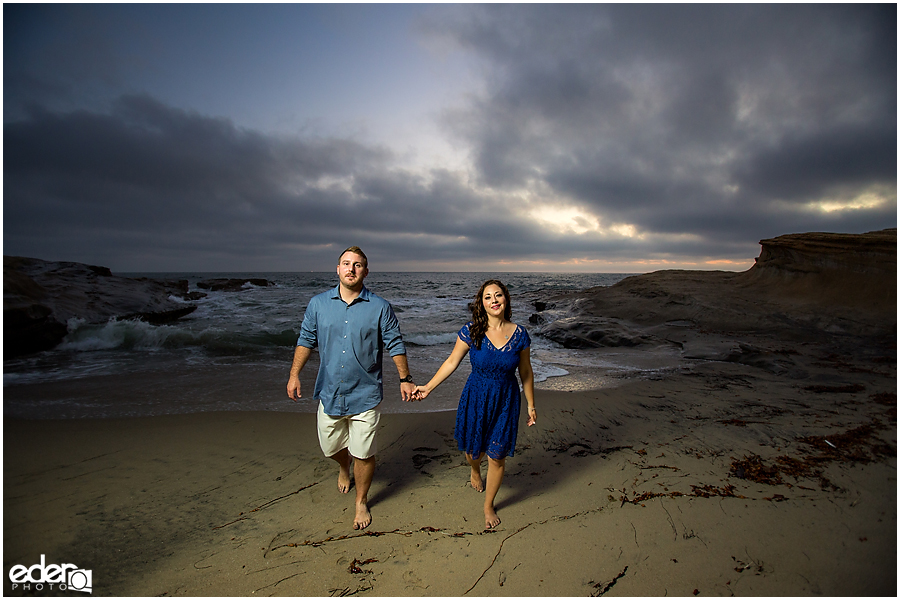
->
[404,332,459,346]
[530,357,569,383]
[6,272,640,418]
[58,318,298,354]
[59,318,173,351]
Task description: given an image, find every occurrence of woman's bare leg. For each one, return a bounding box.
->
[466,452,485,492]
[484,456,506,529]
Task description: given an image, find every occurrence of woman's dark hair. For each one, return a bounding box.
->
[468,279,512,349]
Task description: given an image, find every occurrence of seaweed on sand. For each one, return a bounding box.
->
[730,419,894,490]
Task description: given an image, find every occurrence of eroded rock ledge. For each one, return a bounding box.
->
[4,257,199,357]
[534,229,896,355]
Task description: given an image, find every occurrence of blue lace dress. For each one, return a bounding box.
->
[455,322,531,459]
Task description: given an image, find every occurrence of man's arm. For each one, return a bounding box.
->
[287,345,313,401]
[391,354,417,402]
[289,295,320,401]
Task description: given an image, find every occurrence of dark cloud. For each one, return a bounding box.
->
[2,94,650,269]
[4,95,399,268]
[426,4,896,245]
[735,123,897,201]
[3,4,896,271]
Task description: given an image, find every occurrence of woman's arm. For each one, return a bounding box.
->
[518,347,537,426]
[415,337,470,399]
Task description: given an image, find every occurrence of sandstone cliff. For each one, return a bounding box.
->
[536,229,896,351]
[738,229,896,317]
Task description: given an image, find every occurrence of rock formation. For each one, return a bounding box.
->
[738,229,896,318]
[535,229,896,353]
[4,257,198,358]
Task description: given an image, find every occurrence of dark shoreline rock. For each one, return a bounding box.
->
[4,304,70,356]
[538,315,654,349]
[4,257,199,358]
[131,277,208,301]
[196,278,272,292]
[116,306,200,325]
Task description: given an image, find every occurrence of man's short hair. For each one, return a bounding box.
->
[339,246,368,268]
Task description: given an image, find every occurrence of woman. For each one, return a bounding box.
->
[415,279,537,529]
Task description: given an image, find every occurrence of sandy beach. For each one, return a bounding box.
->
[4,230,897,596]
[4,345,895,596]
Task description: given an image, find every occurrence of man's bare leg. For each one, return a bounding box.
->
[484,456,506,529]
[329,448,352,493]
[465,452,485,492]
[353,455,376,529]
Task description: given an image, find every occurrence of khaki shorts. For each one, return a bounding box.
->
[316,402,380,459]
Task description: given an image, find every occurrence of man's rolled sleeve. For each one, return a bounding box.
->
[296,298,319,349]
[381,304,406,357]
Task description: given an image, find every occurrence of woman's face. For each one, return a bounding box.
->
[482,284,506,318]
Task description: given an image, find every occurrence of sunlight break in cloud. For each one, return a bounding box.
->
[529,206,601,235]
[528,203,646,240]
[811,188,895,214]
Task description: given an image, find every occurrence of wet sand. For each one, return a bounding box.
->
[4,337,895,596]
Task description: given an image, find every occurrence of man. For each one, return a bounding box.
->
[286,246,417,530]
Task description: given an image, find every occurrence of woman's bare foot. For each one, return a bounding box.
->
[354,502,372,530]
[485,505,500,529]
[470,468,485,492]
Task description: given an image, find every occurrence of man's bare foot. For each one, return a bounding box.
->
[338,466,351,493]
[485,506,500,529]
[354,502,372,530]
[470,469,485,492]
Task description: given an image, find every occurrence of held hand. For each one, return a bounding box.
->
[287,377,302,402]
[526,406,537,427]
[414,385,431,400]
[400,382,418,402]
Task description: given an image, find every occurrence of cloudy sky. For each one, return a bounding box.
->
[4,4,896,273]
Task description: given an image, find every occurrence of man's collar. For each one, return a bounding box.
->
[331,284,370,302]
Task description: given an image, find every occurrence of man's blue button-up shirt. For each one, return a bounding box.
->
[296,285,406,417]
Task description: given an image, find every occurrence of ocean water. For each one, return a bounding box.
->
[3,272,687,419]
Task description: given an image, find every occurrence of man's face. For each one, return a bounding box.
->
[337,252,368,290]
